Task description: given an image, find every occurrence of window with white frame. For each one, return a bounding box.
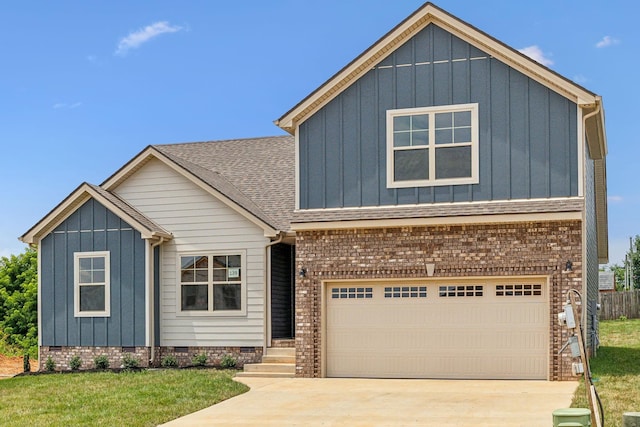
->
[74,251,110,317]
[179,253,244,314]
[387,103,479,188]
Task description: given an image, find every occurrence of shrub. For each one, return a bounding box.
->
[161,355,178,368]
[69,355,82,371]
[122,354,140,370]
[619,315,628,321]
[220,354,237,369]
[45,356,55,372]
[94,355,110,370]
[192,353,207,367]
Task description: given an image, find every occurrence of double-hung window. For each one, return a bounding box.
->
[179,252,245,315]
[387,103,479,188]
[74,251,110,317]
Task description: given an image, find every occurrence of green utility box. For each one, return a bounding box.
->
[552,408,591,427]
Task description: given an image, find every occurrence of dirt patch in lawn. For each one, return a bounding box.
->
[0,354,37,378]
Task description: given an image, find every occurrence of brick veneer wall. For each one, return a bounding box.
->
[40,346,150,371]
[295,220,582,381]
[155,346,262,368]
[39,346,262,371]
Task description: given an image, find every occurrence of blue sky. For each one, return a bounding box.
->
[1,1,637,266]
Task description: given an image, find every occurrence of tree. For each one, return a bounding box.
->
[615,235,640,290]
[0,248,38,357]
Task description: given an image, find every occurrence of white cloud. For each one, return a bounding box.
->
[518,45,553,66]
[596,36,620,48]
[53,102,82,110]
[608,195,623,203]
[115,21,182,56]
[573,74,588,84]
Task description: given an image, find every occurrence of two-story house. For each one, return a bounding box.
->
[21,2,607,381]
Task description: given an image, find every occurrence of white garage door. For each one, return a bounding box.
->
[326,280,547,379]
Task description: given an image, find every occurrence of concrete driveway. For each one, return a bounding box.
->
[161,377,578,426]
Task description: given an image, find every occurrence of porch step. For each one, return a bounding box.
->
[237,347,296,378]
[262,347,295,364]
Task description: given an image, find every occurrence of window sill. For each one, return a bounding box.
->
[387,176,479,188]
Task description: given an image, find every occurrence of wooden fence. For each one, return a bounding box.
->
[599,290,640,320]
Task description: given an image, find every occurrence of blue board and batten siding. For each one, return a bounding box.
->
[40,198,146,347]
[298,23,579,209]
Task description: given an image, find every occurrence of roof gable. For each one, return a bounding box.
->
[101,136,295,236]
[20,183,172,245]
[276,3,604,155]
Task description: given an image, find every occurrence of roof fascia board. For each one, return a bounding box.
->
[102,147,279,238]
[276,3,598,133]
[20,183,170,244]
[291,211,582,231]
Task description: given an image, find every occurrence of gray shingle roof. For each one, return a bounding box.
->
[154,135,295,232]
[87,184,172,237]
[291,198,584,224]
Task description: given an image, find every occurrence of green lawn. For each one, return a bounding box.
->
[0,369,248,426]
[572,318,640,427]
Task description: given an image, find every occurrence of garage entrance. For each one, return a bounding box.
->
[325,278,548,379]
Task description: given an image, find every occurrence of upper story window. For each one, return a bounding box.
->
[386,103,479,188]
[179,252,245,316]
[74,251,110,317]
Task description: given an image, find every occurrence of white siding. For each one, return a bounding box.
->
[115,158,269,347]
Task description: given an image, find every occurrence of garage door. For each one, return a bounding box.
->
[326,280,547,379]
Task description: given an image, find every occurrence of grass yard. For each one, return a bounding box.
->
[0,369,248,427]
[572,318,640,427]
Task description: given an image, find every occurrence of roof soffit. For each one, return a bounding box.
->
[276,2,600,133]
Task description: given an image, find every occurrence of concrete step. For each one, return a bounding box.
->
[264,347,295,357]
[261,354,295,364]
[243,363,295,374]
[235,371,294,378]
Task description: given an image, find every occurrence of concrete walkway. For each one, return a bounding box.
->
[161,377,578,426]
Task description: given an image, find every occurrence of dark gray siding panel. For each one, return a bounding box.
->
[584,141,599,352]
[298,23,579,209]
[40,198,147,347]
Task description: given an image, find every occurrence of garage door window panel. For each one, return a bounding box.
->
[439,285,483,297]
[496,284,542,297]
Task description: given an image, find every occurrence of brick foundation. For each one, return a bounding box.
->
[155,346,262,368]
[39,346,150,371]
[295,220,582,380]
[39,346,262,371]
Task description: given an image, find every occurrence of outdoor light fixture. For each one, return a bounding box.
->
[565,260,573,272]
[298,268,307,278]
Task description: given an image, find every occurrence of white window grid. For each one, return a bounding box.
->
[386,103,479,188]
[496,284,543,297]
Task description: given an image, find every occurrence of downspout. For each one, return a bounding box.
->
[148,236,165,366]
[582,102,601,132]
[580,101,601,355]
[264,232,285,354]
